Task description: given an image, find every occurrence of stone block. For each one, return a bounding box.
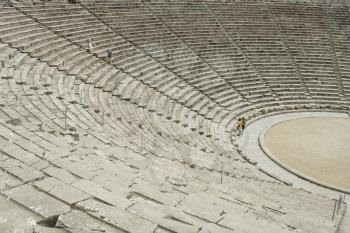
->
[72,179,133,209]
[57,210,124,233]
[0,157,44,182]
[3,184,70,218]
[34,177,90,205]
[76,199,157,233]
[0,170,22,191]
[128,200,200,233]
[42,166,77,184]
[130,183,180,206]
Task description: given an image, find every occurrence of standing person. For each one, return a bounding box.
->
[241,117,246,132]
[236,117,243,136]
[107,49,112,64]
[88,39,94,53]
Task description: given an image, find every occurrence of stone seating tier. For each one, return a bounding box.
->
[0,1,348,232]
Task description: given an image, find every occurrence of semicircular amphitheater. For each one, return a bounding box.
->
[0,0,349,232]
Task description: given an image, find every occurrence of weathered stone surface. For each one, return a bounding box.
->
[180,193,225,224]
[0,195,41,233]
[57,210,123,233]
[53,158,99,180]
[130,183,180,206]
[2,184,70,218]
[0,157,44,182]
[0,142,41,165]
[15,138,46,157]
[34,177,90,204]
[72,179,133,209]
[5,118,21,126]
[0,169,22,191]
[217,212,296,233]
[76,199,157,233]
[38,151,64,162]
[31,227,66,233]
[128,200,200,233]
[42,166,77,184]
[0,8,347,233]
[199,223,236,233]
[90,171,132,196]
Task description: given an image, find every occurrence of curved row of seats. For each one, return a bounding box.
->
[0,1,347,232]
[15,1,234,120]
[2,40,341,233]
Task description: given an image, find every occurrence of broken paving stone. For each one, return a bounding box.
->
[37,122,54,133]
[56,210,123,233]
[36,215,59,228]
[69,126,77,132]
[168,177,188,187]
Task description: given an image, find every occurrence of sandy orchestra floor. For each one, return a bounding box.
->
[262,117,350,192]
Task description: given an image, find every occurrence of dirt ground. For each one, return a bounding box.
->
[264,117,350,192]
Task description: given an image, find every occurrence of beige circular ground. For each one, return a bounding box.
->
[262,117,350,192]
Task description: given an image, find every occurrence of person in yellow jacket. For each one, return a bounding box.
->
[236,117,246,136]
[236,117,243,136]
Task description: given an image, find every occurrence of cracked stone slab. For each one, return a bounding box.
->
[0,157,44,182]
[0,194,41,233]
[42,166,77,184]
[130,183,181,206]
[76,199,157,233]
[128,200,200,233]
[16,139,46,158]
[217,212,302,233]
[31,159,50,171]
[0,169,22,191]
[0,142,41,165]
[72,179,133,209]
[34,177,90,205]
[180,193,226,224]
[53,157,100,180]
[198,223,235,233]
[90,171,132,196]
[2,184,70,218]
[38,151,65,162]
[56,210,124,233]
